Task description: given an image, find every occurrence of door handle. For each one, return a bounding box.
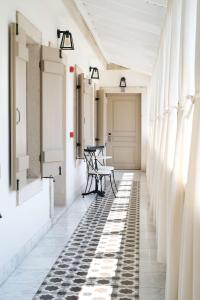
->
[108,132,112,142]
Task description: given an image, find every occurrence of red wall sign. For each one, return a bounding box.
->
[70,131,74,138]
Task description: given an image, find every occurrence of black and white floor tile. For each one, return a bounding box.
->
[34,173,140,300]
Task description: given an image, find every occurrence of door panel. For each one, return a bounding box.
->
[107,94,141,169]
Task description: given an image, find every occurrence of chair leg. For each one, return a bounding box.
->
[112,171,118,192]
[100,176,103,193]
[84,175,90,194]
[104,176,107,192]
[88,175,94,193]
[109,175,116,197]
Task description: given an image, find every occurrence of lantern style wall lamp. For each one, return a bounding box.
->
[119,77,126,92]
[119,77,126,88]
[57,29,74,51]
[89,67,100,79]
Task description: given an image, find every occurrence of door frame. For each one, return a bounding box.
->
[102,86,147,171]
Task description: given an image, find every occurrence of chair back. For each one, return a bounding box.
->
[84,149,97,173]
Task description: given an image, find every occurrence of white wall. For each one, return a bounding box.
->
[0,0,105,284]
[100,70,151,170]
[100,70,151,87]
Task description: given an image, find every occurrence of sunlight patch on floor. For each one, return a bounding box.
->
[113,198,130,204]
[96,235,122,254]
[107,211,127,220]
[119,180,133,186]
[78,285,113,300]
[116,190,131,197]
[103,221,125,233]
[86,258,118,278]
[118,185,132,191]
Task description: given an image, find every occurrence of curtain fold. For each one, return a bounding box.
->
[178,97,200,300]
[157,108,177,262]
[178,0,200,297]
[165,100,194,300]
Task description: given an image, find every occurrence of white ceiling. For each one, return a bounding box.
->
[74,0,167,74]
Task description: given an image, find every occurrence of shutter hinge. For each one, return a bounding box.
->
[95,97,99,101]
[40,152,44,162]
[59,166,62,176]
[95,138,100,142]
[16,179,20,191]
[77,85,80,89]
[39,61,44,71]
[77,142,81,147]
[16,23,19,35]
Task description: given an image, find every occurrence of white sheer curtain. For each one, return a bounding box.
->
[147,0,180,264]
[166,100,194,300]
[178,0,200,298]
[147,0,199,298]
[165,0,197,298]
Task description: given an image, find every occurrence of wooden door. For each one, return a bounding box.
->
[41,46,65,177]
[107,94,141,169]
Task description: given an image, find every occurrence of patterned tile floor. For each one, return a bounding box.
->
[33,173,140,300]
[0,171,166,300]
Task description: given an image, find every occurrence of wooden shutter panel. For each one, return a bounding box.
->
[97,89,108,146]
[83,78,94,148]
[41,46,65,177]
[94,84,98,144]
[77,74,94,157]
[77,73,84,158]
[10,23,29,190]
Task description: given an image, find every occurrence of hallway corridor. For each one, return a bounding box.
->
[0,172,165,300]
[1,0,200,299]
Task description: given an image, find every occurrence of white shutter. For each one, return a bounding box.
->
[97,89,108,146]
[10,23,29,190]
[41,46,65,177]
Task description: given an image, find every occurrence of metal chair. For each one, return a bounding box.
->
[94,147,118,192]
[82,149,116,197]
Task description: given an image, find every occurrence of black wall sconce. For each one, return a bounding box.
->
[89,67,100,79]
[119,77,126,88]
[120,77,126,92]
[57,29,74,50]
